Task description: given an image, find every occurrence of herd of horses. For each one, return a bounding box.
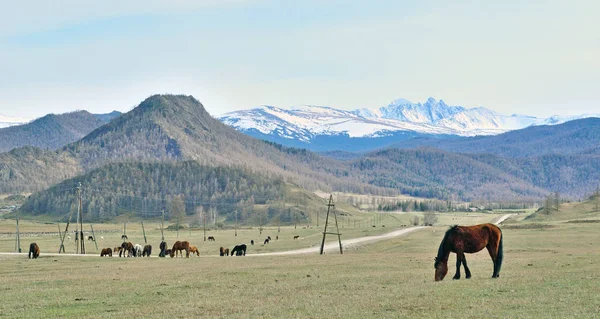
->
[26,223,504,281]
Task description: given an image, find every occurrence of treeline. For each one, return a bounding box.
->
[377,199,452,212]
[19,161,286,222]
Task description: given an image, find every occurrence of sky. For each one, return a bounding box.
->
[1,0,599,119]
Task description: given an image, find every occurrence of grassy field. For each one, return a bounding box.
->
[1,207,598,318]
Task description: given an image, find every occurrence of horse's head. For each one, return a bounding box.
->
[434,257,448,281]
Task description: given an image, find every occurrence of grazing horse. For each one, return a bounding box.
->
[100,248,113,257]
[133,244,143,257]
[170,241,190,258]
[142,245,152,257]
[264,238,270,245]
[121,235,128,240]
[207,236,215,241]
[120,242,134,257]
[189,245,200,256]
[434,223,504,281]
[293,235,300,240]
[230,244,246,256]
[88,236,95,241]
[219,246,230,256]
[250,240,254,245]
[28,243,40,259]
[164,249,172,257]
[159,241,168,258]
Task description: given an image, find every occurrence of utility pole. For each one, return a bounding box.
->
[161,208,165,242]
[141,221,147,244]
[15,217,21,253]
[235,210,238,237]
[203,210,207,242]
[320,195,342,255]
[76,182,85,254]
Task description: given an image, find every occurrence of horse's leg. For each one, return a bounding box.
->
[452,253,462,280]
[486,245,499,278]
[462,255,472,279]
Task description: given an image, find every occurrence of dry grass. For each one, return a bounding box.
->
[1,211,598,318]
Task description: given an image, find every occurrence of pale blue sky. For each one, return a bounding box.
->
[1,0,598,119]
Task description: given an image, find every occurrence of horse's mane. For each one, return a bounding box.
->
[435,225,458,266]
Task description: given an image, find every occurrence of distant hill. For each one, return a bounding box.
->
[349,148,548,201]
[0,110,121,153]
[388,117,600,158]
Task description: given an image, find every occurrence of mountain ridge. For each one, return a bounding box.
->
[219,97,599,152]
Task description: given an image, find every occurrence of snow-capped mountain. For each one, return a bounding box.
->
[0,113,31,128]
[218,98,599,152]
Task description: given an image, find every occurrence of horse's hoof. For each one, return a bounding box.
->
[452,277,460,280]
[466,275,471,279]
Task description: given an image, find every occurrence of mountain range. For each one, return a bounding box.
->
[218,98,599,152]
[1,95,599,222]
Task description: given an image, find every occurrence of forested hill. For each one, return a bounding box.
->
[350,147,600,200]
[19,162,289,222]
[0,95,386,196]
[0,111,120,153]
[386,117,600,158]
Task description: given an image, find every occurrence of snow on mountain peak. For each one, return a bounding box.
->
[217,98,600,143]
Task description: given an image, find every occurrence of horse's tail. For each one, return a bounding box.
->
[496,228,504,274]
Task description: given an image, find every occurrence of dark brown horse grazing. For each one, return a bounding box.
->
[434,223,503,281]
[142,245,152,257]
[230,244,246,256]
[219,246,229,256]
[100,248,113,257]
[170,241,190,258]
[120,242,134,257]
[28,243,40,259]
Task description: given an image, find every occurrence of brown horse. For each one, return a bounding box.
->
[28,243,40,259]
[434,223,504,281]
[120,242,134,257]
[170,241,190,258]
[142,245,152,257]
[100,248,113,257]
[219,246,229,256]
[189,245,200,256]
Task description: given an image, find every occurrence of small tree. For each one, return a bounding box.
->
[553,192,560,211]
[423,211,438,226]
[544,195,552,215]
[412,215,420,226]
[170,196,185,228]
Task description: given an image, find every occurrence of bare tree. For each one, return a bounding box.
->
[412,215,420,226]
[423,211,438,226]
[170,196,185,228]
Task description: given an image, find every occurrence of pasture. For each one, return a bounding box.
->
[0,208,599,318]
